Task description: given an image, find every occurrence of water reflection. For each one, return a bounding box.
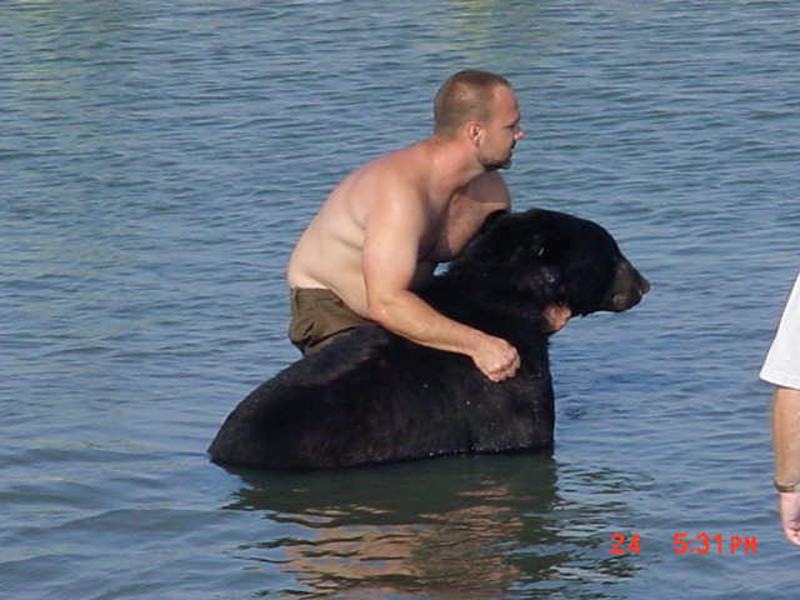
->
[222,454,640,598]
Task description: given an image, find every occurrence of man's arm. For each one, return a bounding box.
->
[362,188,519,382]
[773,385,800,545]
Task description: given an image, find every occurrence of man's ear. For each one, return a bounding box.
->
[466,121,483,147]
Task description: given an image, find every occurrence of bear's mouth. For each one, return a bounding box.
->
[607,289,645,312]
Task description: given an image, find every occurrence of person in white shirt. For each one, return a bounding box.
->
[761,271,800,545]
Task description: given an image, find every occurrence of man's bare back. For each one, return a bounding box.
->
[285,71,551,381]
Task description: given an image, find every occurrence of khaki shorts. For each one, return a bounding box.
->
[288,288,370,355]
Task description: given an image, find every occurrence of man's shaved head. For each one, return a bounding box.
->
[433,70,513,138]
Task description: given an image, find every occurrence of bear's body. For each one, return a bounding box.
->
[209,209,649,470]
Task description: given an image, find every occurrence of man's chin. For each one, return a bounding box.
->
[484,158,513,172]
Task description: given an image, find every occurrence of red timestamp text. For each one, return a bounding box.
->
[609,532,758,556]
[672,532,758,556]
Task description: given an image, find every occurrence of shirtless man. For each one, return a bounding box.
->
[287,70,569,382]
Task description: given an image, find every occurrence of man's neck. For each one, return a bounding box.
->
[421,136,486,200]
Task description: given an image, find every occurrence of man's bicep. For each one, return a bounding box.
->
[362,195,426,299]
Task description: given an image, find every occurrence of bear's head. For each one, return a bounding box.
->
[447,209,649,319]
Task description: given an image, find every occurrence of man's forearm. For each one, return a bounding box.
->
[367,290,488,356]
[772,386,800,488]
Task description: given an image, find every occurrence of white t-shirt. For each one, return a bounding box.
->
[761,271,800,390]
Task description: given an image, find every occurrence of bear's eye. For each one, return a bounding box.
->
[534,246,546,258]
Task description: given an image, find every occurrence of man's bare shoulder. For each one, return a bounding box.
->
[353,144,430,203]
[364,143,429,182]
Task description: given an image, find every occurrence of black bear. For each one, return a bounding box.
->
[209,209,649,470]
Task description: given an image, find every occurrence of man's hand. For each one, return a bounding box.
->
[780,492,800,545]
[471,335,520,382]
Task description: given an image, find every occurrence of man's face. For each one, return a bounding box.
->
[477,86,524,171]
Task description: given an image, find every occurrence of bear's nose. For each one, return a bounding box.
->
[639,276,651,295]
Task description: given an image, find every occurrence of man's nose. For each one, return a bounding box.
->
[514,129,525,141]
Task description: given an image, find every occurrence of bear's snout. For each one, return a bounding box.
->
[602,259,649,312]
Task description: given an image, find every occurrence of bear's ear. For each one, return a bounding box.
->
[465,213,519,264]
[469,221,563,265]
[476,209,509,237]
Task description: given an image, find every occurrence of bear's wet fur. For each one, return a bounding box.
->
[208,209,649,470]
